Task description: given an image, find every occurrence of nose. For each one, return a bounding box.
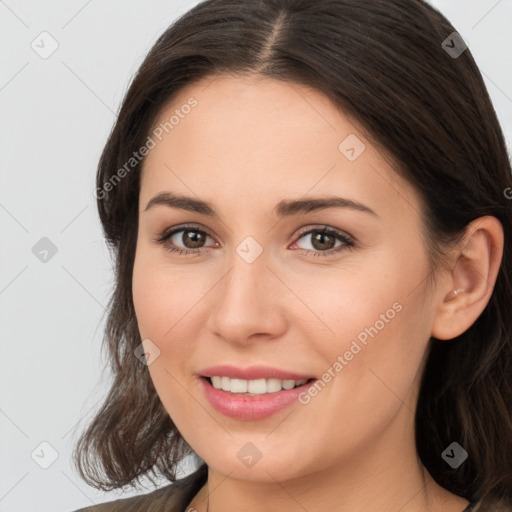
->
[206,249,288,346]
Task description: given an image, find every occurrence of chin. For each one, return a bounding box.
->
[191,434,324,483]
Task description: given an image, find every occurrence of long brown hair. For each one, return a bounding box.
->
[73,0,512,506]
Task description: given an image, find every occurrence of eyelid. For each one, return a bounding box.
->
[155,222,217,243]
[155,223,353,243]
[292,224,355,244]
[154,222,356,256]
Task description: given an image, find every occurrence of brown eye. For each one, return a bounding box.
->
[153,224,218,256]
[293,226,356,257]
[179,229,207,249]
[310,231,337,251]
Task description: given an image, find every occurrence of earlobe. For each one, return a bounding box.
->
[431,216,504,341]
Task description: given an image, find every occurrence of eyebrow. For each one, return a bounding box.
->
[144,192,379,218]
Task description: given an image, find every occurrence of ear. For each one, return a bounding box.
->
[431,216,504,341]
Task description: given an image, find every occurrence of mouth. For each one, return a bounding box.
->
[202,376,316,396]
[198,368,318,420]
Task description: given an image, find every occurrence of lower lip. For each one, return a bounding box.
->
[200,377,316,420]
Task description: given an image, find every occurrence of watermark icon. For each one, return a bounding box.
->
[298,301,403,405]
[441,442,468,468]
[134,338,161,366]
[31,31,59,59]
[441,32,467,59]
[32,237,58,263]
[31,441,59,469]
[236,236,263,264]
[504,187,512,200]
[338,134,366,162]
[95,97,198,200]
[237,442,262,468]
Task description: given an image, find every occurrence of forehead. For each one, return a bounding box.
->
[140,73,422,224]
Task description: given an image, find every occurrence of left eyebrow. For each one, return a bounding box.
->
[144,192,379,219]
[274,196,380,218]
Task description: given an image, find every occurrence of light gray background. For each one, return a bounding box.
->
[1,1,511,511]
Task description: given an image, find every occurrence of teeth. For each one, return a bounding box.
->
[247,378,266,394]
[221,376,230,391]
[209,376,308,394]
[282,380,296,390]
[266,378,282,393]
[230,378,248,393]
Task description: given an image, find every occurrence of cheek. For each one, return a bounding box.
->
[132,247,210,342]
[296,244,431,407]
[289,250,415,353]
[132,251,209,440]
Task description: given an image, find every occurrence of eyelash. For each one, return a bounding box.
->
[152,223,356,258]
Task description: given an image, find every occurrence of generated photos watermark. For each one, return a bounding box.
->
[298,301,403,405]
[95,97,198,200]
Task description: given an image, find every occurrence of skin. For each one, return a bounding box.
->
[132,73,504,512]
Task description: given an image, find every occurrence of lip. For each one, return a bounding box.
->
[199,364,315,381]
[198,365,317,420]
[200,377,316,420]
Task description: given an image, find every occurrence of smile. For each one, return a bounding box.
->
[208,376,309,395]
[199,366,317,420]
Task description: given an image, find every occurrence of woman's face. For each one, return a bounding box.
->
[132,73,442,482]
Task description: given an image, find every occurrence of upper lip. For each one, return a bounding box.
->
[199,365,316,381]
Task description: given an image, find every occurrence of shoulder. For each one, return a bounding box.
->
[71,484,176,512]
[71,466,208,512]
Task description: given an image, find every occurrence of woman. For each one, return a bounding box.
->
[72,0,512,510]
